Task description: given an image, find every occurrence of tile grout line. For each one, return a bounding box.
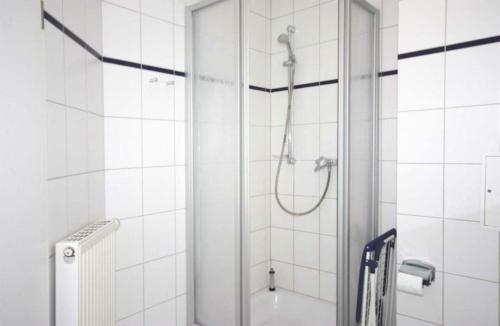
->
[270,258,336,275]
[137,5,146,323]
[398,102,500,114]
[99,0,106,230]
[172,1,179,319]
[267,2,273,290]
[397,313,442,326]
[442,1,448,323]
[116,251,186,272]
[47,99,105,118]
[61,0,70,245]
[116,293,186,323]
[443,271,499,285]
[103,115,187,122]
[83,0,91,230]
[291,0,296,295]
[110,208,193,222]
[82,0,91,231]
[102,0,186,28]
[317,0,322,298]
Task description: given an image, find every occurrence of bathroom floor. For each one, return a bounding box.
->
[251,288,336,326]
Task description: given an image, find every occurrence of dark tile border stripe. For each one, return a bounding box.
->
[44,11,103,60]
[399,35,500,60]
[272,86,289,92]
[44,10,185,77]
[318,79,339,85]
[249,85,272,92]
[248,72,400,93]
[398,46,445,60]
[446,35,500,51]
[43,11,63,32]
[250,79,339,93]
[294,81,321,90]
[102,57,141,69]
[378,69,398,77]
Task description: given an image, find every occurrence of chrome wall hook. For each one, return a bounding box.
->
[149,77,175,86]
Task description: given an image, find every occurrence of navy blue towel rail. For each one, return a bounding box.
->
[355,228,397,325]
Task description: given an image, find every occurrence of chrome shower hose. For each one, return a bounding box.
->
[274,65,332,216]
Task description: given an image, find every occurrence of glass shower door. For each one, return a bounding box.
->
[187,0,243,325]
[338,0,379,325]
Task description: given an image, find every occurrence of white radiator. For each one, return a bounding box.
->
[56,220,120,326]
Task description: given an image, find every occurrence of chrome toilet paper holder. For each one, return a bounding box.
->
[399,259,436,286]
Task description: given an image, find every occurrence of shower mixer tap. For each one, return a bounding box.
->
[314,156,336,172]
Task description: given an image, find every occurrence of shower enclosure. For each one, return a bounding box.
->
[186,0,379,324]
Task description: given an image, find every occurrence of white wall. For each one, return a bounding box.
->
[0,0,48,324]
[248,0,272,295]
[372,0,399,235]
[44,0,105,324]
[44,0,188,324]
[397,0,500,324]
[101,1,187,325]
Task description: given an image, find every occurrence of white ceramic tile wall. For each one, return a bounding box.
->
[366,0,400,316]
[445,0,500,45]
[397,0,500,324]
[374,0,398,242]
[45,1,105,324]
[44,0,401,322]
[264,0,339,302]
[46,0,186,324]
[249,0,272,295]
[399,0,446,54]
[101,1,187,324]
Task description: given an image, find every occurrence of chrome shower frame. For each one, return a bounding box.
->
[186,0,380,324]
[337,0,381,325]
[185,0,249,325]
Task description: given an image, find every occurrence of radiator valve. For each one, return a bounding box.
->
[63,247,75,258]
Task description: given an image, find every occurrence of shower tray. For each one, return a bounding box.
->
[251,288,336,326]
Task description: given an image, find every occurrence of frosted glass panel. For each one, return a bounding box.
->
[348,1,376,324]
[192,0,240,325]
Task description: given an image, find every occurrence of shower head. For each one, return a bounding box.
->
[277,33,295,63]
[277,33,289,44]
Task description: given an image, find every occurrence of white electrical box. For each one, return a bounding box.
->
[481,154,500,230]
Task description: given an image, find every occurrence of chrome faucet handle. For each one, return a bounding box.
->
[314,156,336,172]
